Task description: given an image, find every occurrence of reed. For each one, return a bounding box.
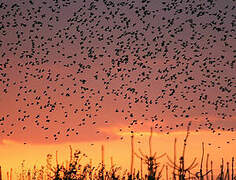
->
[206,153,210,180]
[130,135,134,177]
[135,127,166,180]
[0,165,2,180]
[225,162,230,180]
[220,158,224,180]
[100,144,105,180]
[210,160,214,180]
[173,138,177,180]
[27,170,30,180]
[167,122,198,180]
[10,168,12,180]
[166,165,168,180]
[2,126,235,180]
[195,142,212,179]
[232,157,234,180]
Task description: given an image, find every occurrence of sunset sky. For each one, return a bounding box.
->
[0,0,235,179]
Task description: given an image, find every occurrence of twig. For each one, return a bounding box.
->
[232,157,234,180]
[130,135,134,176]
[149,127,153,157]
[206,153,209,180]
[174,138,177,180]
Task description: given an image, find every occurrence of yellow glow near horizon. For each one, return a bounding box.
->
[0,130,235,179]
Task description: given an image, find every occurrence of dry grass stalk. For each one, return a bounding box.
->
[167,122,197,180]
[101,144,104,167]
[3,127,234,180]
[0,166,2,180]
[27,170,30,180]
[10,168,12,180]
[149,127,153,157]
[100,144,105,179]
[173,138,177,180]
[166,165,168,180]
[140,157,143,180]
[200,142,204,173]
[196,142,211,179]
[135,127,166,180]
[182,122,191,171]
[206,153,209,180]
[157,164,165,179]
[220,158,224,180]
[210,160,213,180]
[225,162,230,180]
[232,157,234,180]
[130,135,134,177]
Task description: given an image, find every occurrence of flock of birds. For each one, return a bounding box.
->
[0,0,235,148]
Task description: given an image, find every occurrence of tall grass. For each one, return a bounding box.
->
[0,165,2,180]
[135,127,166,180]
[1,126,235,180]
[167,122,198,179]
